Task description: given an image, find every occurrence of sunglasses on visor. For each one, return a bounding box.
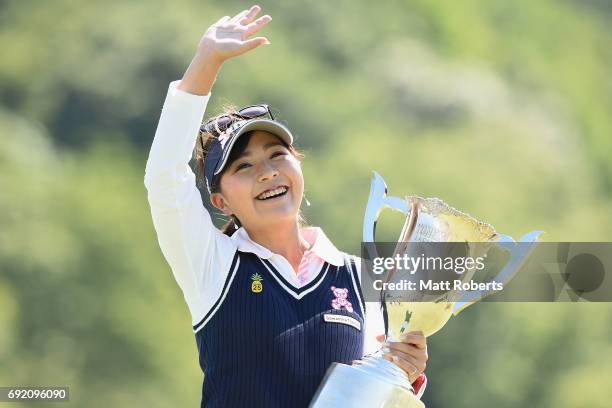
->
[200,104,274,138]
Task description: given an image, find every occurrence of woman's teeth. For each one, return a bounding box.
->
[256,186,288,200]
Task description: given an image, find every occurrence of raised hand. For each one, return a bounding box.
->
[197,5,272,63]
[178,5,272,95]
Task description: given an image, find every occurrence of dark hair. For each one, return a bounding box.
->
[194,108,304,236]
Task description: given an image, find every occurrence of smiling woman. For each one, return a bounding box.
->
[195,112,305,236]
[143,4,428,408]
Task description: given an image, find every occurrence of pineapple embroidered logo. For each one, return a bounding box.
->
[251,273,263,293]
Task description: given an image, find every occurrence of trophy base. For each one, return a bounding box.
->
[310,356,425,408]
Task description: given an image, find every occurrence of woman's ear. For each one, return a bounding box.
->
[210,192,233,216]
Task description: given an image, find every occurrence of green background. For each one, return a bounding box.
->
[1,0,612,406]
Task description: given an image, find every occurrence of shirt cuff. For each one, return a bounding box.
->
[412,373,427,399]
[168,80,211,100]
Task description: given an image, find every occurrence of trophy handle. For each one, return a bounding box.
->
[363,172,417,341]
[363,172,411,262]
[363,172,385,243]
[451,230,545,314]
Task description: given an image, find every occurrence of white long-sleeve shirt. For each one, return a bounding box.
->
[144,82,426,398]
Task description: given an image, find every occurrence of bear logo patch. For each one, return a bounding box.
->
[330,286,353,312]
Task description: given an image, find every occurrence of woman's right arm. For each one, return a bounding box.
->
[144,5,271,330]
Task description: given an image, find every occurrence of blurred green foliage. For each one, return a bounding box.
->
[1,0,611,406]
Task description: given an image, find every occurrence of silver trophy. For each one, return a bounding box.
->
[310,172,543,408]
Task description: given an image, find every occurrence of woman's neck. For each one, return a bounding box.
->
[247,221,310,274]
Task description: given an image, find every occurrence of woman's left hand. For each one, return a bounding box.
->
[378,331,428,383]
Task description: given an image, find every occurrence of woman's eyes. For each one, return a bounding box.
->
[235,162,252,171]
[271,151,288,158]
[234,152,288,172]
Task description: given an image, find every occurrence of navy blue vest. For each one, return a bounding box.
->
[194,251,365,407]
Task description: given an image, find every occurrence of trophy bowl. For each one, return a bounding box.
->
[310,172,543,408]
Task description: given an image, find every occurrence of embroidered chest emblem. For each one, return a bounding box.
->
[251,273,263,293]
[330,286,353,312]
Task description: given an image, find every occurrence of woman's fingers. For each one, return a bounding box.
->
[400,331,427,349]
[393,354,419,374]
[384,347,426,371]
[229,5,261,25]
[235,36,270,54]
[238,5,262,25]
[383,352,420,382]
[384,341,428,360]
[195,6,269,65]
[383,335,428,378]
[243,15,272,38]
[229,8,251,24]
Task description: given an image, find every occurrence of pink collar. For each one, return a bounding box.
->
[231,226,345,266]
